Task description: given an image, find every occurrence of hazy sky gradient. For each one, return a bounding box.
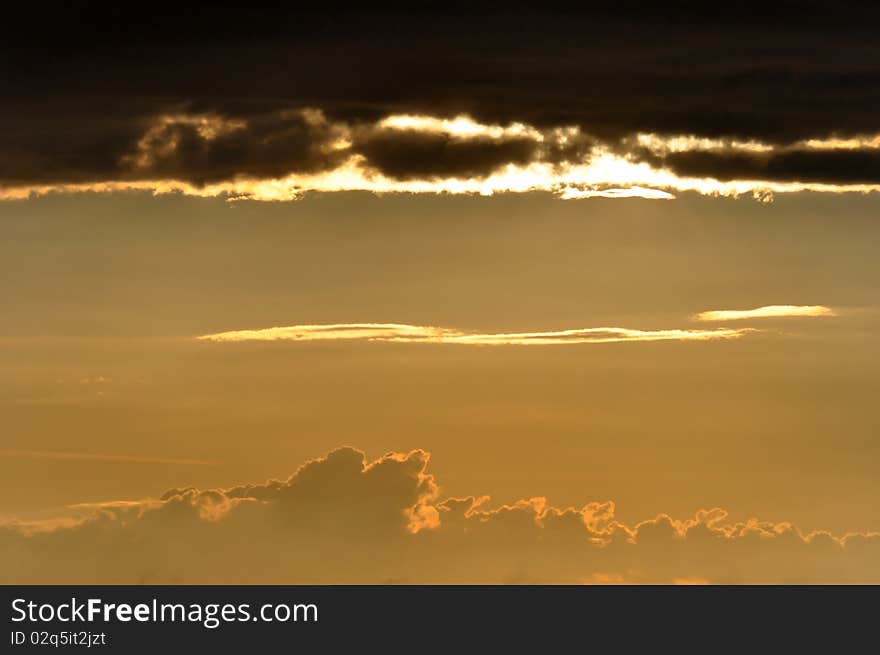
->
[2,191,878,542]
[3,4,880,582]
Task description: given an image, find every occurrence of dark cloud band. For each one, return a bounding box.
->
[660,148,880,185]
[2,4,880,195]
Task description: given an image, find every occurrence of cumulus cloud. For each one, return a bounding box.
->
[196,322,754,345]
[2,446,878,584]
[693,305,836,322]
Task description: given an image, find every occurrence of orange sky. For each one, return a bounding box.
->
[1,189,879,582]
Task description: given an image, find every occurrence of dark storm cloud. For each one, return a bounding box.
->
[0,109,149,185]
[352,132,540,180]
[0,110,346,187]
[657,148,880,184]
[1,2,879,188]
[350,127,593,180]
[0,107,596,187]
[125,111,349,185]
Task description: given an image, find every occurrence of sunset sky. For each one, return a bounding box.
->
[2,3,879,583]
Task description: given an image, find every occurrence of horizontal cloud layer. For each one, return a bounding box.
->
[3,110,880,202]
[4,4,880,201]
[2,446,878,583]
[197,322,754,346]
[694,305,836,321]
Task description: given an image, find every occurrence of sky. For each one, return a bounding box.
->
[1,2,879,583]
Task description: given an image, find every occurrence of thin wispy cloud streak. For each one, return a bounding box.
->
[197,323,754,346]
[694,305,836,322]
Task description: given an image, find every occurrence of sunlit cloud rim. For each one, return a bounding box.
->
[3,111,880,202]
[693,305,836,322]
[4,157,880,203]
[196,323,756,346]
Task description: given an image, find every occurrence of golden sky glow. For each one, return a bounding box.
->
[0,449,218,466]
[6,3,880,589]
[2,183,878,585]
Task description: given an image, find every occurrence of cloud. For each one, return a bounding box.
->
[349,117,594,180]
[2,446,878,584]
[3,4,880,201]
[693,305,836,322]
[120,110,349,185]
[7,5,880,140]
[355,131,539,180]
[196,322,755,345]
[656,148,880,185]
[3,109,880,202]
